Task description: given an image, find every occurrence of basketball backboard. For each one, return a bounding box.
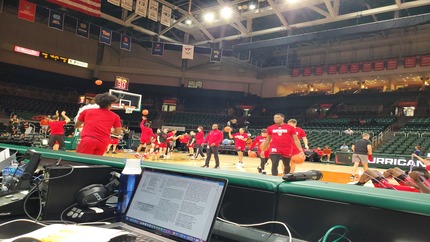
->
[109,89,142,112]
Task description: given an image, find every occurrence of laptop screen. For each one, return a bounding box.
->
[123,168,227,242]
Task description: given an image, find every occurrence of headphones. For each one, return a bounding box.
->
[75,178,120,207]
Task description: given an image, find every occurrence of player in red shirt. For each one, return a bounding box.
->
[287,119,309,173]
[355,169,422,193]
[202,124,224,168]
[165,129,177,159]
[75,93,121,156]
[228,128,249,167]
[249,129,270,174]
[136,118,153,159]
[260,113,304,176]
[193,126,206,160]
[48,111,70,151]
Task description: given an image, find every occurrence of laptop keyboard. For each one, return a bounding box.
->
[111,226,167,242]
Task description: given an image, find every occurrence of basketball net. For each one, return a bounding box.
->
[124,106,135,114]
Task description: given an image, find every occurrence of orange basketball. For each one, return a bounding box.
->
[95,79,102,85]
[142,109,149,115]
[224,126,232,132]
[248,151,258,158]
[291,153,305,164]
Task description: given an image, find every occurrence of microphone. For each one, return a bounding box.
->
[282,170,323,181]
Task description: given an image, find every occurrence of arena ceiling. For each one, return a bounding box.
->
[3,0,430,69]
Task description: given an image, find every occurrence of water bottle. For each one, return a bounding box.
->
[116,155,142,221]
[1,159,19,192]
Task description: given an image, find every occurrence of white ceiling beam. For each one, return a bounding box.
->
[395,0,401,7]
[324,0,336,17]
[155,0,215,41]
[333,0,340,17]
[307,5,330,18]
[193,0,430,45]
[101,12,180,43]
[267,0,289,29]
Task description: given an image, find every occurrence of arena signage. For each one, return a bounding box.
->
[14,45,40,57]
[369,156,426,168]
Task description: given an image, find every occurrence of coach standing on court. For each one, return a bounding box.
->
[75,93,122,156]
[260,113,304,176]
[350,133,372,179]
[48,110,70,151]
[202,124,223,169]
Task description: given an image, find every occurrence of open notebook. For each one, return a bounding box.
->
[106,167,228,242]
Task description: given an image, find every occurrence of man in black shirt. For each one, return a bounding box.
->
[351,133,372,179]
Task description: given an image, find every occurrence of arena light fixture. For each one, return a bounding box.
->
[220,6,233,19]
[249,3,256,10]
[203,12,215,22]
[185,19,192,25]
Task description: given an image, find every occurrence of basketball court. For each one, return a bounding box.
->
[101,150,380,185]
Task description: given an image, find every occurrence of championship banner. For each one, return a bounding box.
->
[76,19,89,38]
[136,0,148,17]
[362,62,372,72]
[303,66,312,76]
[120,34,132,51]
[314,66,323,76]
[160,5,172,27]
[99,27,112,45]
[386,59,398,70]
[420,55,430,66]
[373,60,385,71]
[210,48,222,62]
[339,64,348,74]
[48,10,64,31]
[107,0,120,6]
[151,42,164,56]
[291,68,300,77]
[404,56,417,68]
[327,64,337,75]
[18,0,36,22]
[121,0,133,11]
[47,0,101,17]
[182,45,194,60]
[349,63,359,73]
[148,0,159,22]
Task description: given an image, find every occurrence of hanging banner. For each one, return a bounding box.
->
[373,60,385,71]
[148,0,159,22]
[151,42,164,56]
[210,49,222,62]
[120,34,132,51]
[350,63,359,73]
[76,19,89,38]
[160,5,172,27]
[303,66,312,76]
[136,0,148,17]
[314,66,324,76]
[18,0,36,22]
[48,10,64,31]
[386,59,398,70]
[404,56,417,68]
[99,27,112,45]
[362,62,372,72]
[121,0,133,11]
[291,68,300,77]
[107,0,120,6]
[339,64,348,74]
[182,45,194,60]
[327,64,337,75]
[420,55,430,66]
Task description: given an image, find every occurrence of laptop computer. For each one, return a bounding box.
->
[106,167,228,242]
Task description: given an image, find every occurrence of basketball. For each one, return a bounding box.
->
[291,153,305,164]
[248,151,258,158]
[95,79,102,85]
[142,109,149,115]
[224,126,232,132]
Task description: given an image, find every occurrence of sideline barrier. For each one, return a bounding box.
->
[1,143,429,241]
[336,151,427,169]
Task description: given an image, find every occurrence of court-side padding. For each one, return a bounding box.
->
[2,143,429,241]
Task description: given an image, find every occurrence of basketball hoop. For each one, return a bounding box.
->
[124,106,135,114]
